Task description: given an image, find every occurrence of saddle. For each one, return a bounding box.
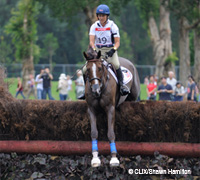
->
[102,61,132,85]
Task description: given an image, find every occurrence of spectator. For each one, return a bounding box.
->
[157,77,173,101]
[39,67,55,100]
[167,71,177,100]
[167,71,177,90]
[27,74,37,99]
[144,76,149,86]
[66,75,72,92]
[174,82,185,101]
[146,75,157,101]
[35,68,44,100]
[187,75,197,101]
[15,77,26,99]
[75,70,85,99]
[197,82,200,102]
[57,73,68,101]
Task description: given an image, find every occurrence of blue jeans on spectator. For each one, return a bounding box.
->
[37,89,43,100]
[42,87,54,100]
[174,96,183,101]
[59,94,68,101]
[15,91,26,99]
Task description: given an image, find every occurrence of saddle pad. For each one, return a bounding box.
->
[103,61,133,85]
[121,66,133,84]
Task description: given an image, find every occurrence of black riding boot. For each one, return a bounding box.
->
[77,74,86,100]
[116,67,130,96]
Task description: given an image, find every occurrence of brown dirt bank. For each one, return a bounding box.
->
[0,83,199,142]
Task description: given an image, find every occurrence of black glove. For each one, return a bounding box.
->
[106,48,116,57]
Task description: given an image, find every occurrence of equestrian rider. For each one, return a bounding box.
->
[79,4,130,99]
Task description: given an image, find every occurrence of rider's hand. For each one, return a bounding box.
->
[106,48,116,57]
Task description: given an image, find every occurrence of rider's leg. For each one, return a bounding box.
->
[106,49,130,96]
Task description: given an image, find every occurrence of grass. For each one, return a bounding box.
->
[6,78,148,101]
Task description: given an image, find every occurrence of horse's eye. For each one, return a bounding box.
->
[87,68,90,72]
[98,67,102,71]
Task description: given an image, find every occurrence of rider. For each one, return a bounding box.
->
[79,4,130,99]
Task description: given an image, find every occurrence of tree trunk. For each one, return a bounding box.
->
[179,17,191,87]
[148,1,173,80]
[194,26,200,87]
[148,16,165,79]
[83,6,97,28]
[22,10,34,93]
[22,55,34,93]
[159,1,174,76]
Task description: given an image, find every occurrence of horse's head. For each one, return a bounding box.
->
[83,47,104,98]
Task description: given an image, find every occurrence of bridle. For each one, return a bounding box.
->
[86,59,103,84]
[86,59,109,94]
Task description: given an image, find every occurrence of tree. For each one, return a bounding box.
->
[5,0,40,92]
[194,25,200,87]
[37,0,130,27]
[42,33,59,72]
[168,0,200,86]
[135,0,175,79]
[0,36,12,64]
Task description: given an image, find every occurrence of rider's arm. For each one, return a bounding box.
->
[89,35,96,50]
[114,37,120,50]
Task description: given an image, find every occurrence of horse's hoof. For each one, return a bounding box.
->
[110,157,120,167]
[91,157,101,167]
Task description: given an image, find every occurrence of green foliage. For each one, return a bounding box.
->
[165,52,179,64]
[0,36,12,64]
[113,18,133,60]
[42,33,59,59]
[117,1,153,64]
[37,0,130,23]
[168,0,200,21]
[5,0,40,62]
[134,0,160,29]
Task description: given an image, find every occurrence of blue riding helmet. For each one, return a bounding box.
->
[96,4,110,15]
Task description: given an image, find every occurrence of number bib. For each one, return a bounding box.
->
[95,27,112,46]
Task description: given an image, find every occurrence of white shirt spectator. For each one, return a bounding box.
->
[75,76,85,97]
[174,86,185,95]
[35,74,43,90]
[58,79,68,95]
[167,77,177,91]
[67,78,72,91]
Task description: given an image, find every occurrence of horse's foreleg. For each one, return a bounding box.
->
[106,105,120,167]
[88,107,101,167]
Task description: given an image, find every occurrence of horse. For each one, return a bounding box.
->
[83,47,140,167]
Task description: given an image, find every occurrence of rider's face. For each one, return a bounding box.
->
[98,14,107,25]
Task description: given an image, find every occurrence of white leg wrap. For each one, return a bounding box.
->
[91,151,101,167]
[110,157,120,167]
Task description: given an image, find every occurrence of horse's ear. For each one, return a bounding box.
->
[97,50,101,59]
[83,52,88,60]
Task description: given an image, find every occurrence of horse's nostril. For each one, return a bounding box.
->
[92,84,99,91]
[92,84,101,97]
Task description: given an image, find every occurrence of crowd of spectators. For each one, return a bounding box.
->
[15,67,85,101]
[145,71,199,102]
[15,69,199,102]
